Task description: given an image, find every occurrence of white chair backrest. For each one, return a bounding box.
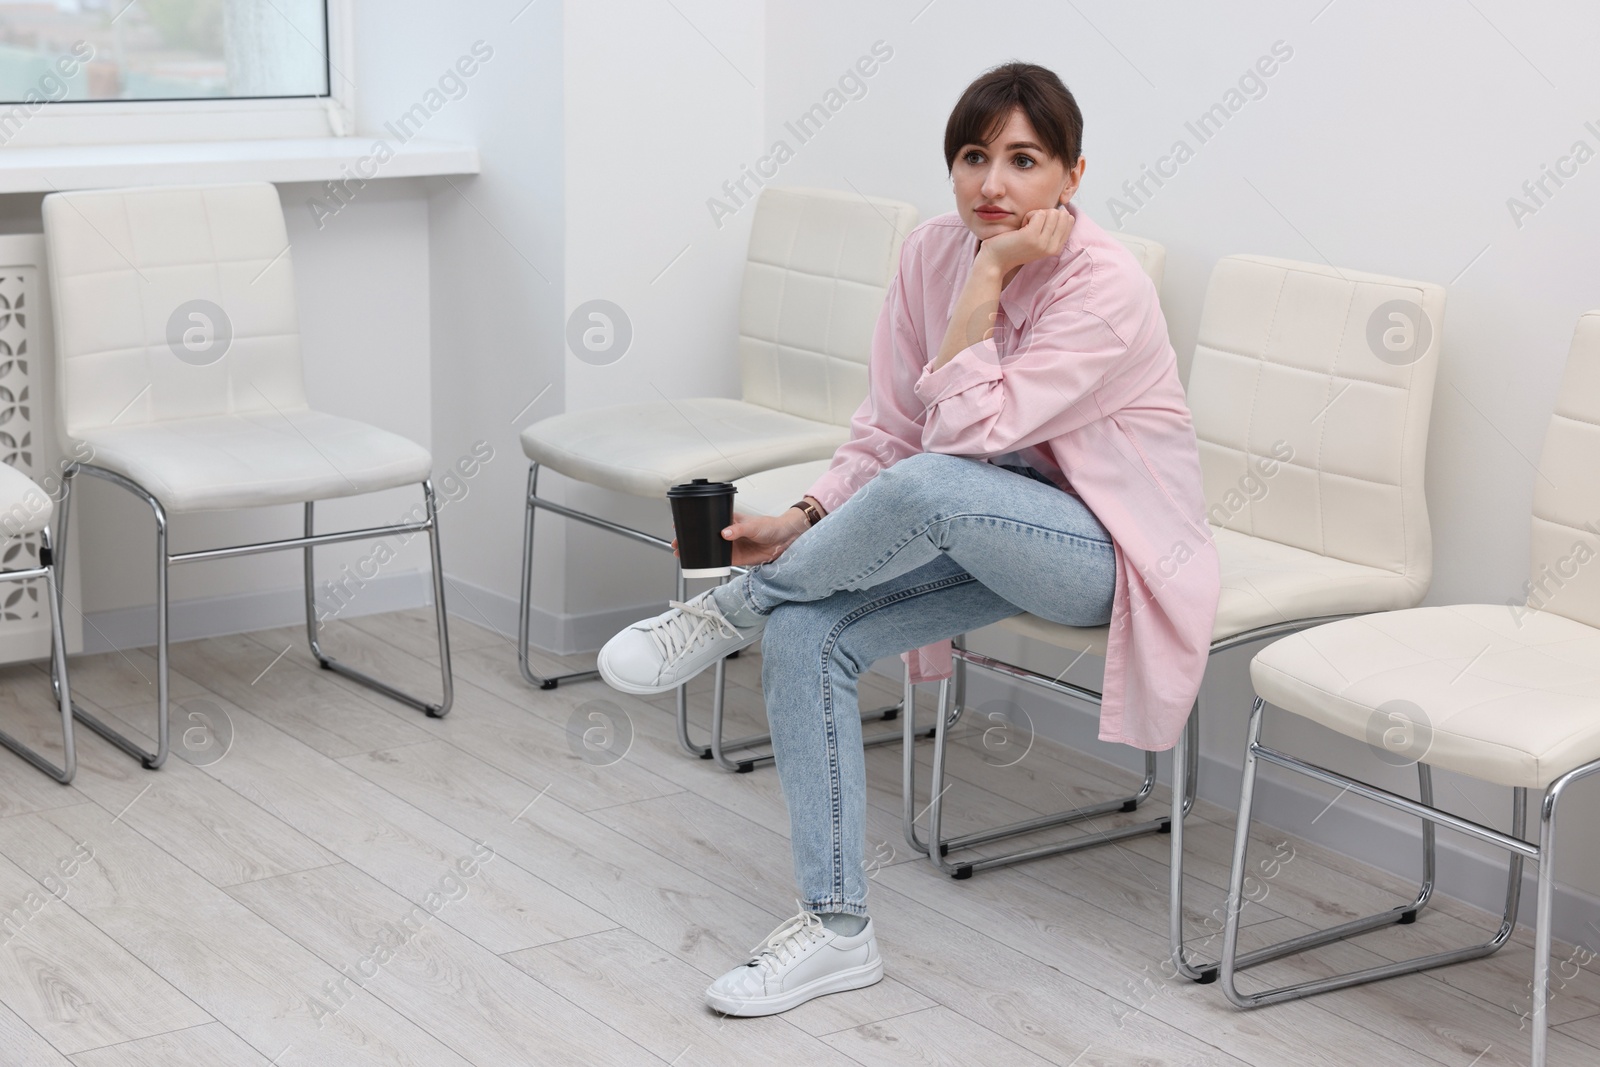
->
[1110,231,1166,292]
[1530,311,1600,629]
[1187,255,1445,588]
[738,186,917,426]
[42,182,306,440]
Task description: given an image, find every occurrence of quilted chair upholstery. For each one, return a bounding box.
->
[43,183,430,512]
[521,186,918,497]
[1253,310,1600,789]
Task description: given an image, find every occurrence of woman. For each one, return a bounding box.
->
[598,61,1220,1017]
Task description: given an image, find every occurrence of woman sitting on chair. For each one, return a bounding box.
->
[598,60,1221,1017]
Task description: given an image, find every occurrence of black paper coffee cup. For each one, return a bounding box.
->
[667,479,737,578]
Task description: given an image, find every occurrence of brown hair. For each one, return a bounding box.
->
[944,62,1083,172]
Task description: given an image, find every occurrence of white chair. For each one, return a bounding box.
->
[723,230,1170,774]
[1218,310,1600,1067]
[42,182,452,771]
[903,254,1447,987]
[0,464,75,783]
[517,186,916,763]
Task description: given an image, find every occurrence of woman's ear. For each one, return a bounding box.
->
[1060,156,1087,205]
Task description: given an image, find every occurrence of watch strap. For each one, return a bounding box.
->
[790,498,823,526]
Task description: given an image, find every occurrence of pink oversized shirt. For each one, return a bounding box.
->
[806,202,1220,751]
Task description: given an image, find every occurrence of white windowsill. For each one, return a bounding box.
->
[0,136,480,194]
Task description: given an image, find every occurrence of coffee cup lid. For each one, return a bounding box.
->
[667,478,737,499]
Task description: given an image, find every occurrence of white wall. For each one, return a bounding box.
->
[352,0,570,643]
[555,0,766,631]
[349,0,765,649]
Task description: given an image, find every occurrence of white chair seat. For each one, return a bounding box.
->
[736,461,1425,659]
[920,519,1426,658]
[1251,604,1600,789]
[732,459,833,517]
[0,462,52,536]
[522,398,846,499]
[74,409,431,513]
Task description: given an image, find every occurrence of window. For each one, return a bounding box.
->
[0,0,350,146]
[0,0,328,102]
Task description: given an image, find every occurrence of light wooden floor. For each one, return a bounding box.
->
[0,608,1596,1065]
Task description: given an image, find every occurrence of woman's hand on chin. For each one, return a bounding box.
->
[672,509,809,567]
[977,204,1073,277]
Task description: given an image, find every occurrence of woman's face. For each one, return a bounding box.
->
[951,106,1086,242]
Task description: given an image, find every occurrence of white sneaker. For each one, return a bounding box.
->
[597,589,763,696]
[705,911,883,1017]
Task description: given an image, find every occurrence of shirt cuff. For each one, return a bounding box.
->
[804,470,851,515]
[914,340,1005,408]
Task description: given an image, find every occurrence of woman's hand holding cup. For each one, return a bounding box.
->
[672,508,808,567]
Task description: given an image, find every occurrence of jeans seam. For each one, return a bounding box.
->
[817,570,977,906]
[841,512,1113,590]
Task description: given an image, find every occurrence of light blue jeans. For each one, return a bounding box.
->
[719,452,1118,915]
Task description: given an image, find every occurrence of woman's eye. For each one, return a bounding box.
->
[964,150,985,166]
[1014,155,1035,169]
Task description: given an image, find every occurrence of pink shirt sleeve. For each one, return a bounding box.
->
[805,238,929,514]
[913,297,1129,458]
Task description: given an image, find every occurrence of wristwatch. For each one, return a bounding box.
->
[790,498,824,526]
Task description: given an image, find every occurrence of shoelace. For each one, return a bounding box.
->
[647,597,739,668]
[747,910,827,976]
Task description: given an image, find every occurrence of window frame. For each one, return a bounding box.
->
[0,0,355,146]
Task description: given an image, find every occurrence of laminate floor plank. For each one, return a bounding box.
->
[506,927,874,1066]
[338,738,793,976]
[0,685,337,889]
[0,804,467,1065]
[164,632,434,761]
[871,848,1437,1067]
[46,648,208,713]
[0,842,210,1055]
[108,691,615,956]
[0,663,92,819]
[70,1022,274,1066]
[820,1005,1106,1067]
[0,971,85,1065]
[228,863,663,1067]
[346,607,506,659]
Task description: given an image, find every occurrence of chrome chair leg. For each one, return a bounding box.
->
[903,673,933,855]
[54,464,174,769]
[915,672,1171,879]
[303,481,454,717]
[59,463,455,772]
[1169,705,1210,980]
[1521,759,1600,1066]
[0,526,77,783]
[519,463,600,690]
[1172,702,1438,983]
[1218,695,1535,1009]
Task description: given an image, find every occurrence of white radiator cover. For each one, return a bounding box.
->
[0,234,82,663]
